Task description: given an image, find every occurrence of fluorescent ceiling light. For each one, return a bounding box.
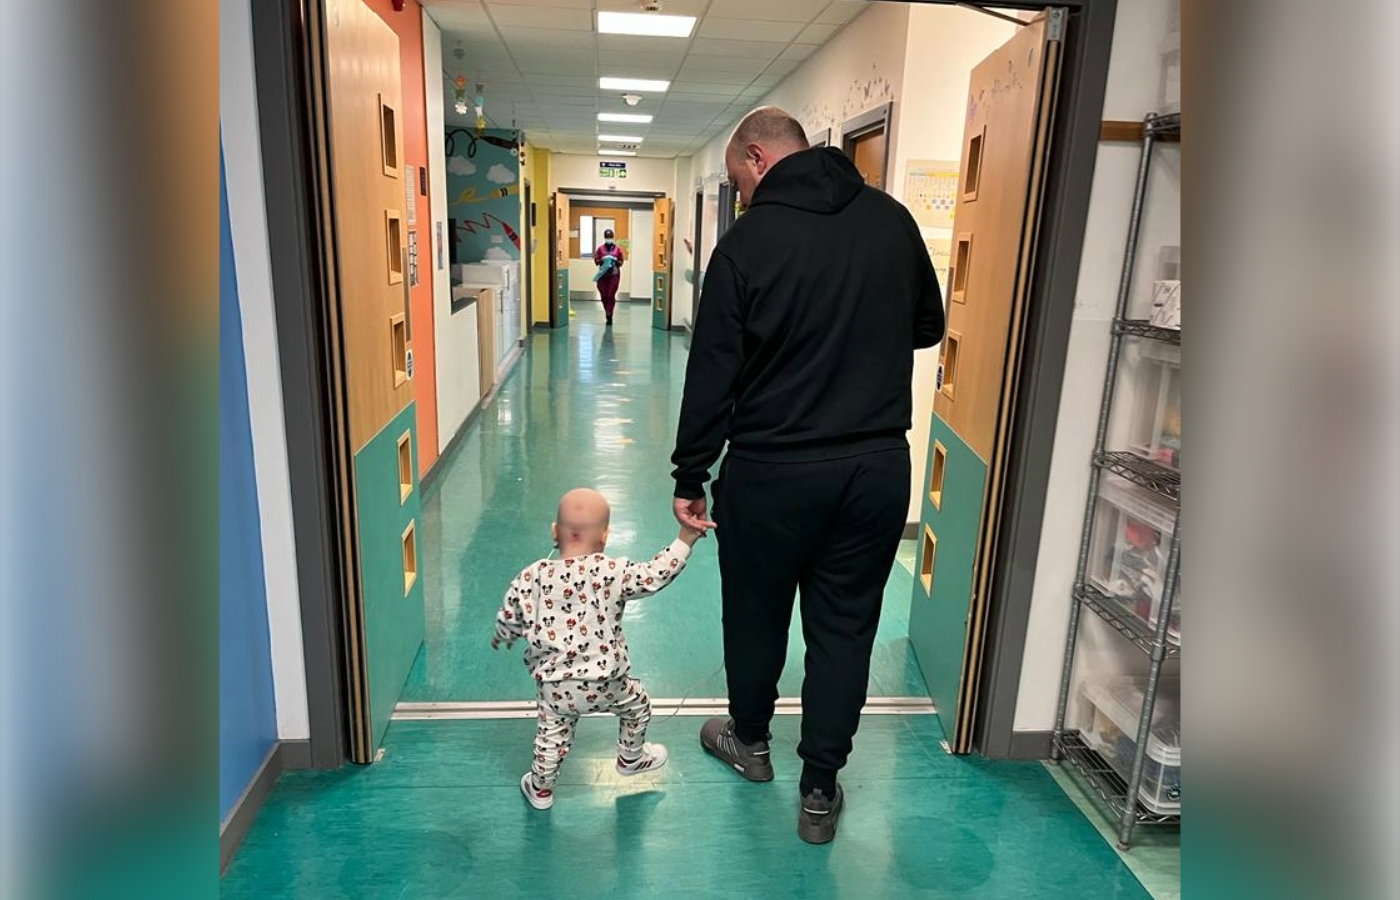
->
[600,77,670,93]
[598,134,644,143]
[598,112,654,123]
[597,11,696,38]
[600,150,637,157]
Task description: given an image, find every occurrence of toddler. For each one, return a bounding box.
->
[493,488,705,809]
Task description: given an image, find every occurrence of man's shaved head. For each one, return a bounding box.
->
[725,106,810,209]
[728,107,809,156]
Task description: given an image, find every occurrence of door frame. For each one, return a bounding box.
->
[807,127,832,148]
[247,0,1119,767]
[522,177,533,330]
[840,101,894,191]
[689,189,704,329]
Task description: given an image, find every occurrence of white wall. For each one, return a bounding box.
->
[550,154,678,194]
[1014,0,1182,732]
[425,13,483,449]
[629,209,655,299]
[670,156,695,326]
[219,0,309,740]
[893,6,1016,522]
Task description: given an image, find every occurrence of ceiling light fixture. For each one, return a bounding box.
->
[599,112,653,123]
[600,77,669,93]
[597,10,696,38]
[598,134,644,143]
[600,150,637,157]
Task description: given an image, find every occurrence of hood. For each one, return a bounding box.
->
[748,147,865,214]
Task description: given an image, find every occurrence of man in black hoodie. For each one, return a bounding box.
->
[672,108,945,843]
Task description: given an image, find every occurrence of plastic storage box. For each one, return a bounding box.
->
[1129,342,1180,470]
[1089,476,1180,645]
[1081,677,1181,814]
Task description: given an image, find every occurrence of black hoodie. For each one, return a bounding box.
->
[672,146,945,500]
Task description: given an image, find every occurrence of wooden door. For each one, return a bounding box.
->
[551,192,570,327]
[850,129,888,190]
[317,0,426,762]
[652,196,672,330]
[908,10,1064,753]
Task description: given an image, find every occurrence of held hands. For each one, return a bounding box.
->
[679,524,708,547]
[674,496,717,542]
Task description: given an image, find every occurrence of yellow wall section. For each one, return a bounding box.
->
[525,145,551,326]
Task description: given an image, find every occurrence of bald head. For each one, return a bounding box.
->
[725,107,810,209]
[728,107,809,155]
[554,488,611,555]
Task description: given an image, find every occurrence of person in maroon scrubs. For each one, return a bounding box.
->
[593,228,625,326]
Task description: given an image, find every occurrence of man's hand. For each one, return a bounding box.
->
[673,496,717,533]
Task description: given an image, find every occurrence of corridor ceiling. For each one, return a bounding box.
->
[422,0,867,157]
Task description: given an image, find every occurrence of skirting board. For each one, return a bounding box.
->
[903,522,919,540]
[220,740,310,874]
[420,340,525,494]
[1006,730,1054,760]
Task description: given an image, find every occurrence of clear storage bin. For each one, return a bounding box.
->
[1159,30,1181,114]
[1081,677,1181,813]
[1089,476,1178,644]
[1129,342,1180,470]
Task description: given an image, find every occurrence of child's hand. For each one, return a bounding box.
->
[679,525,708,547]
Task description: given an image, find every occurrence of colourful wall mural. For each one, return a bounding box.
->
[445,127,522,265]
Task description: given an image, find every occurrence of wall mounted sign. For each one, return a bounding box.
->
[599,161,628,179]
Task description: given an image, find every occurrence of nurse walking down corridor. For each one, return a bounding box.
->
[593,227,625,326]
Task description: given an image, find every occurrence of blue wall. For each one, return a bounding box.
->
[446,128,522,264]
[219,141,279,822]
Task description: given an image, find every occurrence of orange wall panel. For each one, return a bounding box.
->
[368,0,439,475]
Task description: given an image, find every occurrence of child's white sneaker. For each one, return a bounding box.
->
[616,742,669,776]
[520,772,554,810]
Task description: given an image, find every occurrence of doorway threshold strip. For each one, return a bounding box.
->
[393,696,936,722]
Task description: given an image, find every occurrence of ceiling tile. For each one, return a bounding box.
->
[705,0,829,22]
[498,26,597,48]
[688,38,788,59]
[670,81,748,96]
[816,1,866,26]
[698,18,804,42]
[779,42,818,62]
[598,0,710,14]
[486,3,592,30]
[489,0,594,7]
[679,55,769,77]
[794,22,840,44]
[762,58,803,78]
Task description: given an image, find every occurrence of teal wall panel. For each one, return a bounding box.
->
[652,272,669,330]
[354,403,426,751]
[554,269,570,328]
[908,413,987,738]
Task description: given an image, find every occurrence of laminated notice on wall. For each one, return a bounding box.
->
[905,160,959,230]
[405,165,417,224]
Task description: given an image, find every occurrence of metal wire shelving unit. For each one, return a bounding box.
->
[1051,111,1181,850]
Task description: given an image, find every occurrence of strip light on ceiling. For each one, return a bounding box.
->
[598,112,654,123]
[600,150,637,157]
[600,77,670,93]
[597,11,696,37]
[598,134,644,143]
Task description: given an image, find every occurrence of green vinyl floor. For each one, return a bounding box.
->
[221,714,1152,900]
[222,303,1168,899]
[408,303,926,702]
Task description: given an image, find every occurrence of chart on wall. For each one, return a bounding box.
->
[905,160,961,229]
